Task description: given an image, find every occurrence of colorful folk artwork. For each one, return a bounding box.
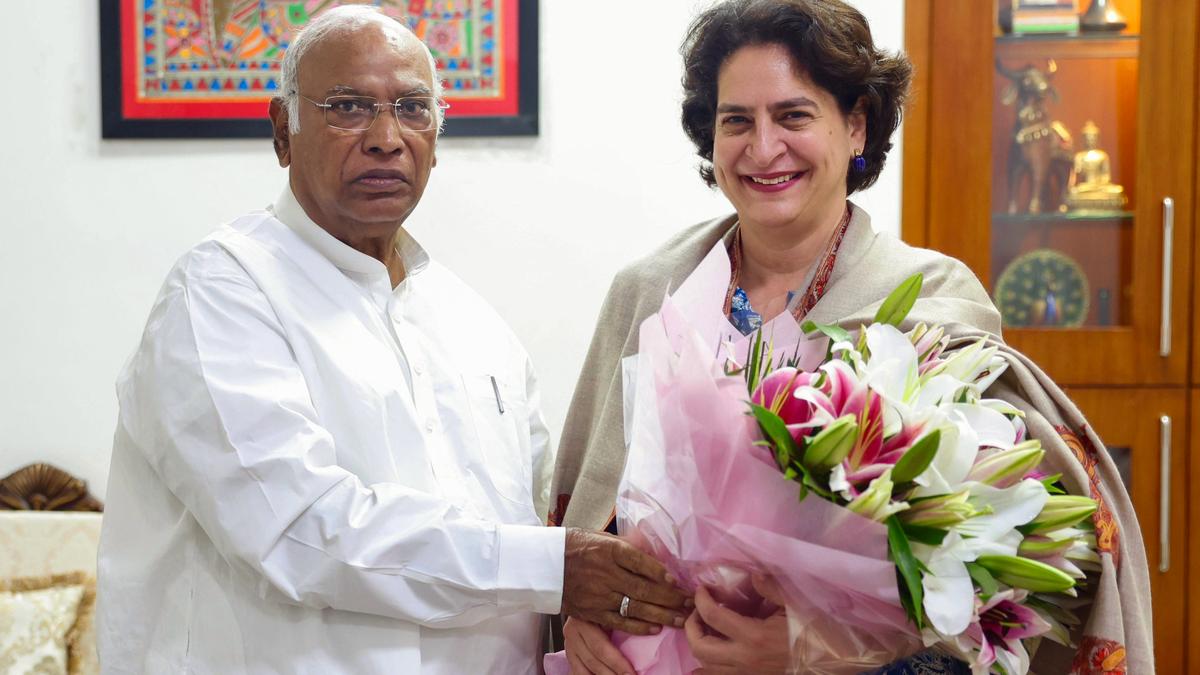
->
[101,0,534,136]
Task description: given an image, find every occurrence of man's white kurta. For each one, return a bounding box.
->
[97,187,565,674]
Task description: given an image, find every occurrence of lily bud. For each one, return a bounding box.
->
[900,490,975,528]
[1024,495,1099,535]
[975,555,1076,593]
[846,469,908,522]
[1018,534,1077,560]
[966,441,1045,488]
[803,415,858,472]
[910,323,948,363]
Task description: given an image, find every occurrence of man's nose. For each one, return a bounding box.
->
[363,107,406,155]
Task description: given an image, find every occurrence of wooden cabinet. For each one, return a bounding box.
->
[1064,388,1186,674]
[904,0,1196,386]
[903,1,1197,670]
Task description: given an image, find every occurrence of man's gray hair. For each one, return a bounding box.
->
[278,5,444,134]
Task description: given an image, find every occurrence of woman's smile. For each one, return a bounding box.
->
[742,171,807,192]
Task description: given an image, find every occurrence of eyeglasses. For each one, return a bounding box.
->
[298,94,450,132]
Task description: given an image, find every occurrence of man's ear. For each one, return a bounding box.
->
[268,98,291,167]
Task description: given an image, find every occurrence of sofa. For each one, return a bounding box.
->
[0,464,103,675]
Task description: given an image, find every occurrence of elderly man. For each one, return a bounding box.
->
[96,7,687,674]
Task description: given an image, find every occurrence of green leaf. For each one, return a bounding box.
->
[899,522,949,546]
[891,429,941,483]
[801,320,852,345]
[750,404,802,470]
[800,471,835,500]
[966,562,999,598]
[886,515,925,630]
[874,274,924,326]
[1040,473,1067,495]
[747,329,765,396]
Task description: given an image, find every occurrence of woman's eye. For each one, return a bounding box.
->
[720,115,751,129]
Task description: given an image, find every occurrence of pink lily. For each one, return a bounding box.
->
[965,590,1051,674]
[806,360,891,486]
[752,367,816,420]
[937,589,1051,675]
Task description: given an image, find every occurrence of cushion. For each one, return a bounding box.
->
[0,512,103,579]
[0,572,94,675]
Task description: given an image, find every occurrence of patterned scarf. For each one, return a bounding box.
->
[723,204,853,325]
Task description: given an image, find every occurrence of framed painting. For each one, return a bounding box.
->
[99,0,538,138]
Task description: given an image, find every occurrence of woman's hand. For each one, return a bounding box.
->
[684,578,792,675]
[564,616,636,675]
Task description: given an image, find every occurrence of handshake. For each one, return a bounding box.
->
[561,528,692,634]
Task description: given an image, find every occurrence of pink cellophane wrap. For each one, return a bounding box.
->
[546,244,920,675]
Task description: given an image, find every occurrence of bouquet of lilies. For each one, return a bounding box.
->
[743,274,1100,675]
[544,247,1100,675]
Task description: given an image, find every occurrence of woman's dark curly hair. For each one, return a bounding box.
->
[681,0,912,194]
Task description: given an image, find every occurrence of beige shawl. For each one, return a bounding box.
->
[550,203,1153,673]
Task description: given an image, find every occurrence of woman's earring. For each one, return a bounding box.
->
[852,150,867,173]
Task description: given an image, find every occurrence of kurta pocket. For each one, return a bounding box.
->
[461,373,533,508]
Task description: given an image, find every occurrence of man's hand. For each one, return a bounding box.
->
[561,528,691,635]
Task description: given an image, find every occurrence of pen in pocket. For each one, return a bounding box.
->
[490,375,505,414]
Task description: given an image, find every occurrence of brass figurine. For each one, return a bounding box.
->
[998,59,1074,214]
[1065,120,1127,212]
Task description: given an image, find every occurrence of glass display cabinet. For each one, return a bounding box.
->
[904,0,1195,385]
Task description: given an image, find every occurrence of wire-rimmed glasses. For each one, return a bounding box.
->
[298,94,449,132]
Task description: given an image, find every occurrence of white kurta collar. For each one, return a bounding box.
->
[270,183,431,282]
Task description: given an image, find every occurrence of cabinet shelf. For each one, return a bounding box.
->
[996,33,1139,59]
[992,210,1135,225]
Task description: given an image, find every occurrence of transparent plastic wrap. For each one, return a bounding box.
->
[597,295,920,674]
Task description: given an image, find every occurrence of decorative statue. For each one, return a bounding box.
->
[997,59,1074,214]
[1065,120,1127,211]
[1081,0,1128,32]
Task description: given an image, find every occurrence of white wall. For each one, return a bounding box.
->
[0,1,903,499]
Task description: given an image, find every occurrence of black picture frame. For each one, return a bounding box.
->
[99,0,538,139]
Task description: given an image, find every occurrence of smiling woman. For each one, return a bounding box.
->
[550,1,1152,674]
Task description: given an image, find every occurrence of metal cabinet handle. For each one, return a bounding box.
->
[1159,415,1171,573]
[1160,197,1175,357]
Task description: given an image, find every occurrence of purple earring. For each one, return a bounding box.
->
[852,151,867,173]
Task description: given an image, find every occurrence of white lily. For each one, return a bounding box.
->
[916,528,1024,635]
[912,402,1011,498]
[914,480,1047,636]
[927,337,1008,393]
[914,373,970,409]
[858,324,921,436]
[956,479,1049,540]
